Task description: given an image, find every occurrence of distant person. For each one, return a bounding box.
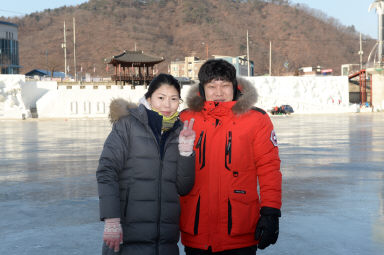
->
[179,59,282,254]
[96,73,196,255]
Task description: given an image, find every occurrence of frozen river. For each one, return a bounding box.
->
[0,113,383,255]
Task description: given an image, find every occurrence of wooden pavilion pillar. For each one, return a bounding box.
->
[144,64,147,88]
[115,65,118,85]
[146,65,150,88]
[131,63,135,89]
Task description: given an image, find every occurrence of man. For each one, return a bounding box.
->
[179,59,282,254]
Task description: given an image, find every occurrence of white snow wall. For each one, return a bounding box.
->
[0,75,28,118]
[0,75,57,118]
[242,76,350,113]
[1,75,349,119]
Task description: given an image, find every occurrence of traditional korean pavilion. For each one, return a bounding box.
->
[105,50,164,86]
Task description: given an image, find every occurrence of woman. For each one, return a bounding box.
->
[96,73,196,255]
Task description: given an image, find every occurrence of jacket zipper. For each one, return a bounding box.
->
[143,124,161,255]
[225,131,232,170]
[156,160,163,255]
[155,131,178,255]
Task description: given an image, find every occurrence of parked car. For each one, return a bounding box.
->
[175,77,193,85]
[270,105,294,115]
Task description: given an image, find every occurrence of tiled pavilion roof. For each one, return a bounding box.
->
[105,50,164,67]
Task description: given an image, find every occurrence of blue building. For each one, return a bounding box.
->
[213,55,254,76]
[0,21,20,74]
[25,69,67,79]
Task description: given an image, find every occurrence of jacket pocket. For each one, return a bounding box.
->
[180,189,200,235]
[195,131,206,170]
[228,190,259,236]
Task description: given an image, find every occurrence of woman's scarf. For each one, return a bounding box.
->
[154,110,179,132]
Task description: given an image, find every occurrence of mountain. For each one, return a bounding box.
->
[4,0,376,76]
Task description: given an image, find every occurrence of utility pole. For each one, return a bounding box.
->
[45,50,48,75]
[61,21,67,78]
[246,30,250,76]
[358,33,363,70]
[73,17,77,81]
[269,41,272,76]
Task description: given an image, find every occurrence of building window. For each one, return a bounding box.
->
[96,102,105,114]
[83,101,91,114]
[70,102,78,114]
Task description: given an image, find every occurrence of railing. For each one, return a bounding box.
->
[111,74,154,84]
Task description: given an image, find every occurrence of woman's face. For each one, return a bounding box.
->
[147,84,180,117]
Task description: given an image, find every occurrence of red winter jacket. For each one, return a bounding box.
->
[179,77,282,252]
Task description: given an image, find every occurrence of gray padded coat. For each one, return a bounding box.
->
[96,100,195,255]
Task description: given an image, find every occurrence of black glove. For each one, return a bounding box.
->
[255,207,281,250]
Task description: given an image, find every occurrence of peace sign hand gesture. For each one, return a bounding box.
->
[178,118,196,156]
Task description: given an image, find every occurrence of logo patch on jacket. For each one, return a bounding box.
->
[270,130,278,147]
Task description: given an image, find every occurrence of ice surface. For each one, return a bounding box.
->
[1,114,383,254]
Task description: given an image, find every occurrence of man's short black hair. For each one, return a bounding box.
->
[198,59,239,100]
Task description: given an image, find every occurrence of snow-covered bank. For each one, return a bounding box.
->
[242,76,350,114]
[0,75,28,119]
[0,74,352,119]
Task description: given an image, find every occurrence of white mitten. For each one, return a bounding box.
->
[103,218,123,252]
[179,119,196,156]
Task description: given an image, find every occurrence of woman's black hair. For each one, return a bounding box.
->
[144,73,181,99]
[198,59,239,100]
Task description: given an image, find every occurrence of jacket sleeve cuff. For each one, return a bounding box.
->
[176,153,196,196]
[99,196,121,221]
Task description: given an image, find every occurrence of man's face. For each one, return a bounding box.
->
[204,79,234,102]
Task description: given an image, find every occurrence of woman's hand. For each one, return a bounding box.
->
[179,118,195,156]
[103,218,123,252]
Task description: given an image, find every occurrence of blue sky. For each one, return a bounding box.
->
[291,0,377,39]
[0,0,379,39]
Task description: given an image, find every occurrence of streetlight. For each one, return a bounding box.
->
[61,20,67,78]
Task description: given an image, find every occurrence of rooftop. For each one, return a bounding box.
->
[105,50,164,67]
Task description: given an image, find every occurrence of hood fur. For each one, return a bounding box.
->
[109,98,138,123]
[186,77,258,115]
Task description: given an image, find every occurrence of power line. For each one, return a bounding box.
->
[0,9,26,15]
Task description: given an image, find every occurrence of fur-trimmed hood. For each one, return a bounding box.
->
[185,76,258,115]
[108,98,138,123]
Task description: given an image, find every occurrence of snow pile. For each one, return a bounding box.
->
[241,76,350,114]
[0,75,29,119]
[0,74,352,119]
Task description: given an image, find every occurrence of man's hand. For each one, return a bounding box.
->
[255,207,280,249]
[179,118,195,156]
[103,218,123,252]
